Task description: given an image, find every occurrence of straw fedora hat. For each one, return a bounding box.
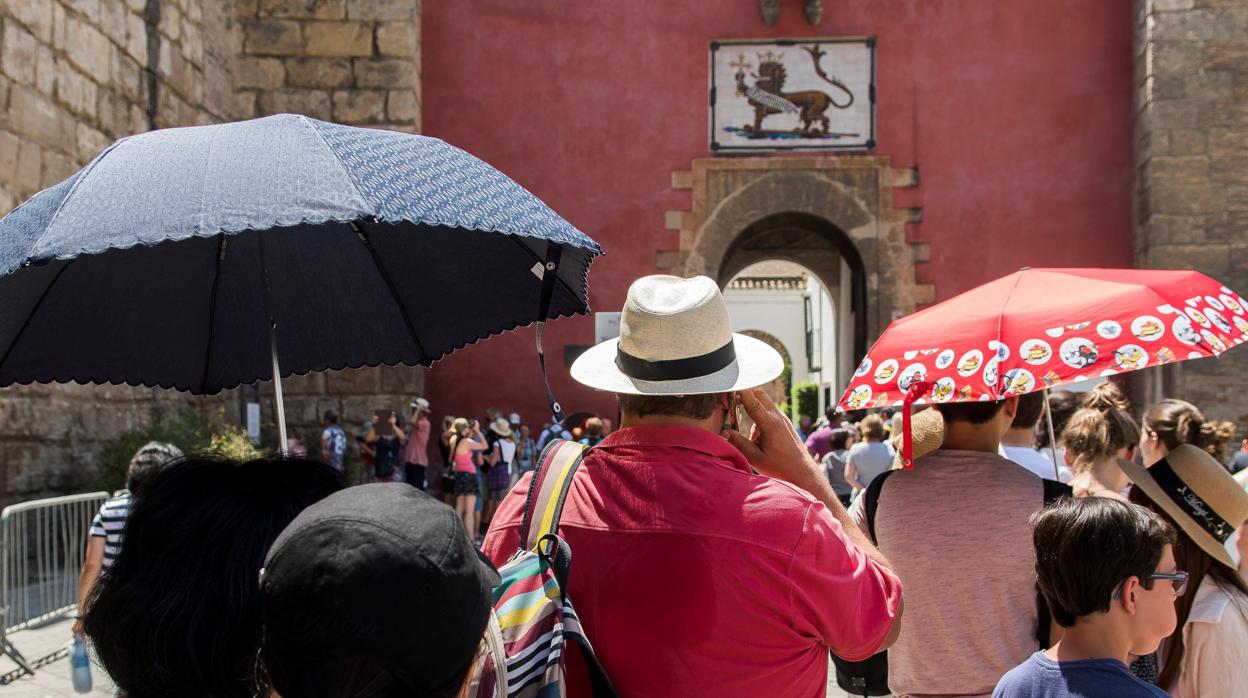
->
[891,408,944,470]
[488,417,512,438]
[570,275,784,395]
[1118,444,1248,570]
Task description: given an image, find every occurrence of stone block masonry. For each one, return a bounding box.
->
[242,0,420,129]
[1133,0,1248,424]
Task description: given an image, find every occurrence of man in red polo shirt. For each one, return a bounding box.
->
[483,275,903,697]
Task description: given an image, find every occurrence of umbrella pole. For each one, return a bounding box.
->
[269,323,288,455]
[1042,387,1059,480]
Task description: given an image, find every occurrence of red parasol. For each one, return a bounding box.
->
[838,268,1248,468]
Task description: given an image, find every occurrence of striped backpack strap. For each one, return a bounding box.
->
[519,438,590,551]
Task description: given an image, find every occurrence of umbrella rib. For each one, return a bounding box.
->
[199,234,226,394]
[992,270,1027,397]
[0,260,73,376]
[351,221,430,362]
[505,235,583,315]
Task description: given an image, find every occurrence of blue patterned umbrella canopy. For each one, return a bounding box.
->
[0,115,600,431]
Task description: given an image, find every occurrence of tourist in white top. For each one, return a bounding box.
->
[845,413,894,494]
[1000,392,1072,482]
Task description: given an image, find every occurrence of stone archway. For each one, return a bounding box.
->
[660,156,930,351]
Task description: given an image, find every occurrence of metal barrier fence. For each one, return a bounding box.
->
[0,491,109,683]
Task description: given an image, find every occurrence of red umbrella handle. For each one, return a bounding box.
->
[901,380,931,470]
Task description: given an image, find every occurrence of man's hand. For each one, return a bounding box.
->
[722,387,823,494]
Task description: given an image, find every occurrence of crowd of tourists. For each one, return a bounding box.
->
[70,274,1248,698]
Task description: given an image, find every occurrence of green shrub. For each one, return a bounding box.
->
[791,381,819,424]
[96,408,268,492]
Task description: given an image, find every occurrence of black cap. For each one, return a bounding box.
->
[260,484,500,695]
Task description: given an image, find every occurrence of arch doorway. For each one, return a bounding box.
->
[720,212,866,414]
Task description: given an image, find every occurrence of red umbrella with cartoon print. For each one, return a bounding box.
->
[837,268,1248,472]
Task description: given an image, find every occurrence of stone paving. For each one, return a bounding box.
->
[0,618,115,697]
[1,615,879,697]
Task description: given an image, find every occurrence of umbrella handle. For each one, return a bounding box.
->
[270,323,288,455]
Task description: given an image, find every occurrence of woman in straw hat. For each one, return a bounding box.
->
[1120,444,1248,697]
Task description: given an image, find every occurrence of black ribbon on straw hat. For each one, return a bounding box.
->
[1150,458,1235,543]
[615,340,737,382]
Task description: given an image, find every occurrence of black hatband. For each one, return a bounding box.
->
[616,340,736,382]
[1151,458,1234,543]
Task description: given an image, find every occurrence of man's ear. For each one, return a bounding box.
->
[1001,396,1020,423]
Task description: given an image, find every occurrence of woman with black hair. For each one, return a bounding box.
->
[83,455,344,698]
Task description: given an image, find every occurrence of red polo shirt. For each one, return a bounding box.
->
[482,426,902,698]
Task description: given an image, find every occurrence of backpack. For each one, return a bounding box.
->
[472,439,618,698]
[831,471,1071,697]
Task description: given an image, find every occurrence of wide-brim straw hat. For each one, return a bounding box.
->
[571,275,784,395]
[488,417,512,438]
[891,408,944,470]
[1118,444,1248,570]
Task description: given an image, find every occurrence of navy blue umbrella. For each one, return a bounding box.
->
[0,114,600,445]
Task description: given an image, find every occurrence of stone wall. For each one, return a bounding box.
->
[0,0,423,506]
[237,0,419,130]
[1133,0,1248,424]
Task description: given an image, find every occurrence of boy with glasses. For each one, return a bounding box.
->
[994,497,1184,697]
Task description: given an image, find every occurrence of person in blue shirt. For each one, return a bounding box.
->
[994,496,1183,698]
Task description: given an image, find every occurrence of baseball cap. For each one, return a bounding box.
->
[259,484,501,696]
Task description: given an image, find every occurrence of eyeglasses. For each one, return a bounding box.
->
[1145,571,1189,596]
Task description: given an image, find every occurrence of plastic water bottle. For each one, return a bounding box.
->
[71,635,92,693]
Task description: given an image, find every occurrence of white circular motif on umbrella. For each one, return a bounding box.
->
[988,340,1010,361]
[1059,337,1098,369]
[1219,294,1243,315]
[854,357,873,378]
[1101,369,1119,377]
[846,385,873,409]
[1113,344,1148,370]
[1097,321,1122,339]
[983,358,1000,389]
[1234,315,1248,334]
[1157,304,1177,314]
[1002,368,1035,395]
[930,377,956,403]
[957,349,984,377]
[1172,315,1199,346]
[1188,351,1204,360]
[1131,315,1165,342]
[1205,308,1233,334]
[1045,327,1064,338]
[1205,296,1225,311]
[1020,339,1053,365]
[935,349,955,370]
[903,350,919,360]
[873,358,899,384]
[897,363,928,392]
[1201,330,1227,353]
[1186,307,1211,328]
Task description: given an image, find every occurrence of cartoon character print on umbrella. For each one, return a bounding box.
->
[1155,347,1177,365]
[957,349,983,377]
[1201,330,1227,353]
[1097,320,1122,340]
[846,384,872,409]
[930,377,956,403]
[1173,315,1200,346]
[897,363,928,392]
[1114,344,1148,371]
[854,357,873,378]
[934,349,955,371]
[1186,307,1211,329]
[873,358,899,385]
[1219,292,1244,315]
[1234,315,1248,335]
[1002,368,1035,396]
[983,356,1000,393]
[1131,315,1165,342]
[1020,339,1052,366]
[1060,337,1098,369]
[1205,308,1234,335]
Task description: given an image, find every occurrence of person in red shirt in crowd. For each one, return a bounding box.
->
[483,275,903,698]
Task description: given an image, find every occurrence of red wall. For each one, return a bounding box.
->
[421,0,1135,427]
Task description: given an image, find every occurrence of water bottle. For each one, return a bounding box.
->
[71,635,92,693]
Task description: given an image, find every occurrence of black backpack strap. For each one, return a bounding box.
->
[1035,479,1073,649]
[863,469,897,544]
